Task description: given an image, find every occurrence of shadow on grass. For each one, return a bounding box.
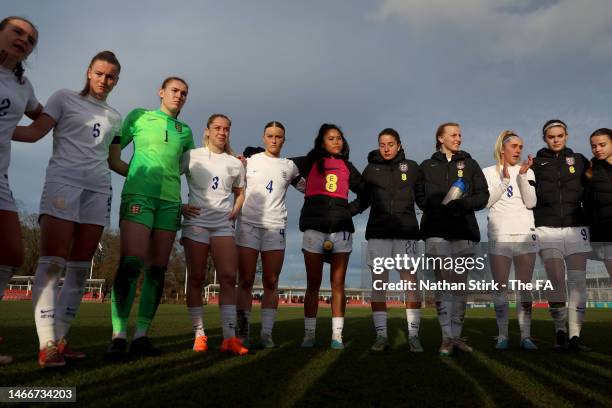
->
[0,303,610,407]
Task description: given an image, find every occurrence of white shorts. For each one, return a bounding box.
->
[181,224,235,245]
[236,222,286,251]
[592,242,612,261]
[488,234,538,258]
[425,238,477,257]
[0,177,17,212]
[39,182,111,227]
[536,226,591,257]
[368,239,419,302]
[367,239,419,272]
[302,230,352,254]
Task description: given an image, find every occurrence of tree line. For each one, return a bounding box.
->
[17,211,221,303]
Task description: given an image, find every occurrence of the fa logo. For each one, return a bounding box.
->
[456,161,465,170]
[175,122,182,132]
[399,163,408,172]
[130,204,141,214]
[565,157,575,166]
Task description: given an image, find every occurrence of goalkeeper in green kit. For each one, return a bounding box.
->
[105,77,194,360]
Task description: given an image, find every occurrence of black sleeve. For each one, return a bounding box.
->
[289,156,312,179]
[414,162,427,210]
[582,156,593,221]
[243,146,265,158]
[347,161,367,216]
[456,159,489,212]
[350,164,372,214]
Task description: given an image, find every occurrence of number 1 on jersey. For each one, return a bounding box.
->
[266,180,273,193]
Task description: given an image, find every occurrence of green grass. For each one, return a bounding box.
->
[0,303,611,407]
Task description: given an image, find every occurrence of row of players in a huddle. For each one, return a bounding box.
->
[1,17,611,367]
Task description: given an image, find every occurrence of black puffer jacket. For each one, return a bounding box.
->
[356,149,420,240]
[531,148,589,228]
[415,151,488,241]
[590,158,612,242]
[292,154,364,233]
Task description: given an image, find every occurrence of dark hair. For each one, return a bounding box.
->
[378,128,401,145]
[264,121,285,132]
[308,123,350,173]
[161,76,188,90]
[435,122,460,150]
[0,16,37,84]
[79,50,121,97]
[542,119,567,137]
[590,128,612,140]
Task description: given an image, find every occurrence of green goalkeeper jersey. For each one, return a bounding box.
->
[120,108,195,202]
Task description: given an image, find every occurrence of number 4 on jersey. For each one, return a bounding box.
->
[266,180,273,193]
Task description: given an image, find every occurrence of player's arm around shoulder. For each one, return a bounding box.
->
[11,89,67,143]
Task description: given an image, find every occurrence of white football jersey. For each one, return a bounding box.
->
[483,164,536,238]
[182,146,245,228]
[43,89,121,193]
[240,152,301,229]
[0,67,39,178]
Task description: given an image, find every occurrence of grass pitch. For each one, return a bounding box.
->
[0,302,610,407]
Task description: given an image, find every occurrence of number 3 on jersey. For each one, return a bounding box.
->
[266,180,273,193]
[211,176,219,190]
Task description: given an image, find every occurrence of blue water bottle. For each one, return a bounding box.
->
[442,178,465,205]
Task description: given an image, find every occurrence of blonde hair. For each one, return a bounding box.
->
[493,130,521,172]
[204,113,234,155]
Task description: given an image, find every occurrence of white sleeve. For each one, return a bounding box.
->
[42,89,65,122]
[233,162,246,188]
[485,167,509,209]
[24,78,39,112]
[112,112,122,138]
[517,169,537,209]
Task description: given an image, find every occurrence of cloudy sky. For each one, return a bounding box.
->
[6,0,612,286]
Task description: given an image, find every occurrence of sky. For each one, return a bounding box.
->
[5,0,612,287]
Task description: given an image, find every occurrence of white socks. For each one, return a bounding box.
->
[451,293,467,338]
[32,256,65,349]
[492,291,509,338]
[549,304,568,333]
[260,308,276,336]
[517,303,532,340]
[372,311,387,337]
[220,304,237,339]
[567,269,586,338]
[436,292,453,339]
[405,308,421,337]
[332,317,344,341]
[188,306,205,338]
[55,261,89,340]
[304,317,316,338]
[0,265,18,299]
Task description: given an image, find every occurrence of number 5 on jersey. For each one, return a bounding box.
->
[92,123,101,138]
